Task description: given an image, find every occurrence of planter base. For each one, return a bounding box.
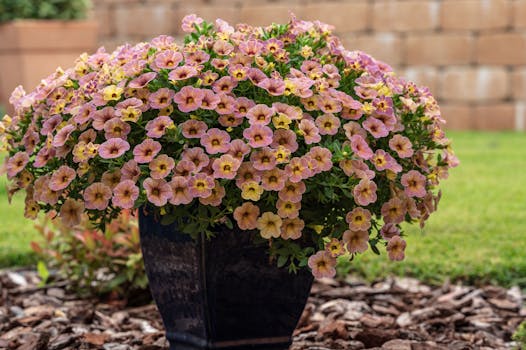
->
[139,210,313,350]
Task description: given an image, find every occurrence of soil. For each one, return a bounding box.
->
[0,269,524,350]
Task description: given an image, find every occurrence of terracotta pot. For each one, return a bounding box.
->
[138,209,314,350]
[0,20,98,112]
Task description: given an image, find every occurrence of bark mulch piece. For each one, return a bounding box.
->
[1,269,524,349]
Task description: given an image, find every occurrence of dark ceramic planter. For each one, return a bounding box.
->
[138,210,314,350]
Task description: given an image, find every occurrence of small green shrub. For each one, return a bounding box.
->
[32,210,148,300]
[514,321,526,349]
[0,0,90,22]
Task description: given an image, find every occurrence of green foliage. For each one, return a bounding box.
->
[32,210,148,298]
[513,321,526,349]
[0,0,90,22]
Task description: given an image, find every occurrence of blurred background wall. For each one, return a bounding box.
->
[88,0,524,131]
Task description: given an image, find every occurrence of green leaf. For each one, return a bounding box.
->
[37,261,49,286]
[277,254,288,268]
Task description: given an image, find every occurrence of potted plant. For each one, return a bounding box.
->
[0,0,98,112]
[1,14,458,350]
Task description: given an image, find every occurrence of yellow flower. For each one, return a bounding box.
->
[241,181,264,201]
[121,106,141,123]
[272,113,292,129]
[77,162,90,176]
[274,146,291,164]
[103,85,124,101]
[361,102,374,115]
[300,45,313,58]
[256,212,282,239]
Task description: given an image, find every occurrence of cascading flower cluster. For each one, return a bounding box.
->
[1,14,458,278]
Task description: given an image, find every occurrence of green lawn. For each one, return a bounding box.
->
[1,132,526,287]
[340,131,526,287]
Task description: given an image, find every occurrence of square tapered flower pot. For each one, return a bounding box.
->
[0,20,98,112]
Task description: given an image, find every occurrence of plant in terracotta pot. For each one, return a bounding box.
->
[1,14,458,350]
[0,0,97,111]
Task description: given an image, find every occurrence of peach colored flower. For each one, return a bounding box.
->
[271,129,298,153]
[326,238,345,257]
[49,165,76,191]
[346,207,371,232]
[350,134,373,160]
[284,157,311,183]
[212,154,241,179]
[276,199,301,219]
[167,176,192,205]
[281,218,304,240]
[200,128,231,154]
[227,139,251,160]
[99,138,130,159]
[143,178,173,206]
[381,197,407,224]
[343,230,369,254]
[233,202,260,230]
[145,116,174,138]
[246,104,274,125]
[308,251,336,279]
[235,163,261,188]
[133,138,161,163]
[389,134,414,158]
[315,113,340,135]
[121,160,141,182]
[84,182,112,210]
[112,180,139,209]
[387,236,406,261]
[261,168,286,191]
[307,146,333,172]
[182,147,209,172]
[250,147,277,171]
[401,170,427,198]
[278,181,306,203]
[257,212,282,239]
[380,223,400,240]
[298,119,321,144]
[59,198,84,227]
[188,173,215,198]
[149,154,176,179]
[199,181,225,206]
[243,124,273,148]
[353,179,377,206]
[101,169,122,189]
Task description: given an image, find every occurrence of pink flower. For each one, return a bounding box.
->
[200,90,220,110]
[121,160,141,182]
[353,179,377,206]
[363,117,389,139]
[218,114,243,128]
[128,72,157,88]
[246,104,274,125]
[298,119,321,144]
[181,14,203,32]
[112,180,140,209]
[92,107,115,130]
[317,94,342,114]
[250,148,277,171]
[143,178,173,206]
[212,154,241,179]
[173,86,204,112]
[133,138,162,163]
[168,65,199,81]
[59,199,84,227]
[235,162,261,188]
[343,230,369,254]
[101,169,121,189]
[182,147,209,172]
[180,120,207,139]
[343,121,367,140]
[154,50,183,70]
[315,113,340,135]
[145,116,174,138]
[401,170,427,198]
[6,152,29,178]
[149,154,175,179]
[281,218,304,240]
[226,139,251,161]
[174,160,196,177]
[261,168,286,191]
[346,207,371,232]
[307,146,333,172]
[381,197,407,224]
[99,138,130,159]
[234,97,255,117]
[84,182,112,210]
[200,128,231,154]
[33,147,55,168]
[49,165,76,191]
[212,76,238,94]
[278,181,306,203]
[380,223,401,240]
[199,181,226,206]
[233,202,260,230]
[52,124,75,147]
[350,134,373,160]
[387,236,407,261]
[285,157,311,183]
[148,88,174,109]
[215,93,237,115]
[308,251,336,279]
[271,129,298,153]
[389,134,414,158]
[258,78,285,96]
[243,124,273,148]
[188,173,215,198]
[104,118,131,140]
[41,115,63,134]
[169,176,193,205]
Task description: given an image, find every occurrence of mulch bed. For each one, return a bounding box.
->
[0,269,524,350]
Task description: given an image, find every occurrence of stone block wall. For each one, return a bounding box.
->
[91,0,526,131]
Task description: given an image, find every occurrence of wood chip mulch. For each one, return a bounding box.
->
[0,269,524,350]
